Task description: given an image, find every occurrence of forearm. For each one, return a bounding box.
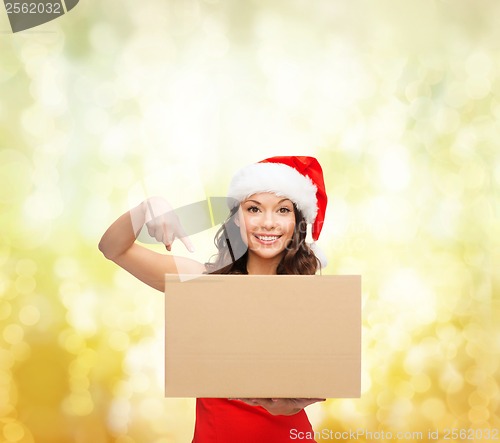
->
[98,202,146,260]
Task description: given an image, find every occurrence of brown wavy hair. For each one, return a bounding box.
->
[205,204,320,275]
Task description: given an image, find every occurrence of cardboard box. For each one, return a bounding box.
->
[164,274,361,398]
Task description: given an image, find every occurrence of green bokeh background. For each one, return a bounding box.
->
[1,0,499,442]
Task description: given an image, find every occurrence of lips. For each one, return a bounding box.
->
[253,234,282,244]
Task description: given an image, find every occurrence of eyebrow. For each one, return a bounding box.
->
[243,198,293,205]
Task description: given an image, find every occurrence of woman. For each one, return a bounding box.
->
[99,156,328,442]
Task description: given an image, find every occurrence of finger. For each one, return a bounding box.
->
[293,398,324,401]
[250,398,270,406]
[163,225,175,251]
[153,227,164,244]
[145,220,165,245]
[179,235,195,253]
[239,398,259,406]
[296,398,325,407]
[146,222,156,238]
[176,224,195,253]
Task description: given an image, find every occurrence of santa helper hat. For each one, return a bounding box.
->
[227,156,328,266]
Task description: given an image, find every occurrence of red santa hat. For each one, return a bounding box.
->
[227,156,328,242]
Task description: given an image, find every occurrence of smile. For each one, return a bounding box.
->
[254,234,282,243]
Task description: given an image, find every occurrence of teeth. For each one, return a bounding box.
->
[257,235,279,241]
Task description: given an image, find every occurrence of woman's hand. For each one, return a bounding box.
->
[99,196,204,292]
[231,398,325,416]
[141,196,194,252]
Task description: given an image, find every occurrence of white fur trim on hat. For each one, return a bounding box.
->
[309,241,328,268]
[227,163,318,223]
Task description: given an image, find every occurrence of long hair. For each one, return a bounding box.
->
[205,204,320,275]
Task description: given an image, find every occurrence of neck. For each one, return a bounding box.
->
[246,252,283,275]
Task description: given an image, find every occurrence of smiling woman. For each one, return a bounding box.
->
[236,193,297,273]
[98,156,328,442]
[206,156,328,278]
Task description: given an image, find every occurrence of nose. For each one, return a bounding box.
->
[261,211,276,230]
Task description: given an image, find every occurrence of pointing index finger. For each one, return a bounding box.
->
[180,235,195,253]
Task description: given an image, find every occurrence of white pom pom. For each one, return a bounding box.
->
[309,242,328,269]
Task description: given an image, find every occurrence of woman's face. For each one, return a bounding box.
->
[236,192,296,261]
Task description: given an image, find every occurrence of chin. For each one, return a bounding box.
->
[250,247,287,261]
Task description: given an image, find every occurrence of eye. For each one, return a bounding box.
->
[247,205,260,213]
[278,207,292,214]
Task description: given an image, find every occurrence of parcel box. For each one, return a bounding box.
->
[164,274,361,398]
